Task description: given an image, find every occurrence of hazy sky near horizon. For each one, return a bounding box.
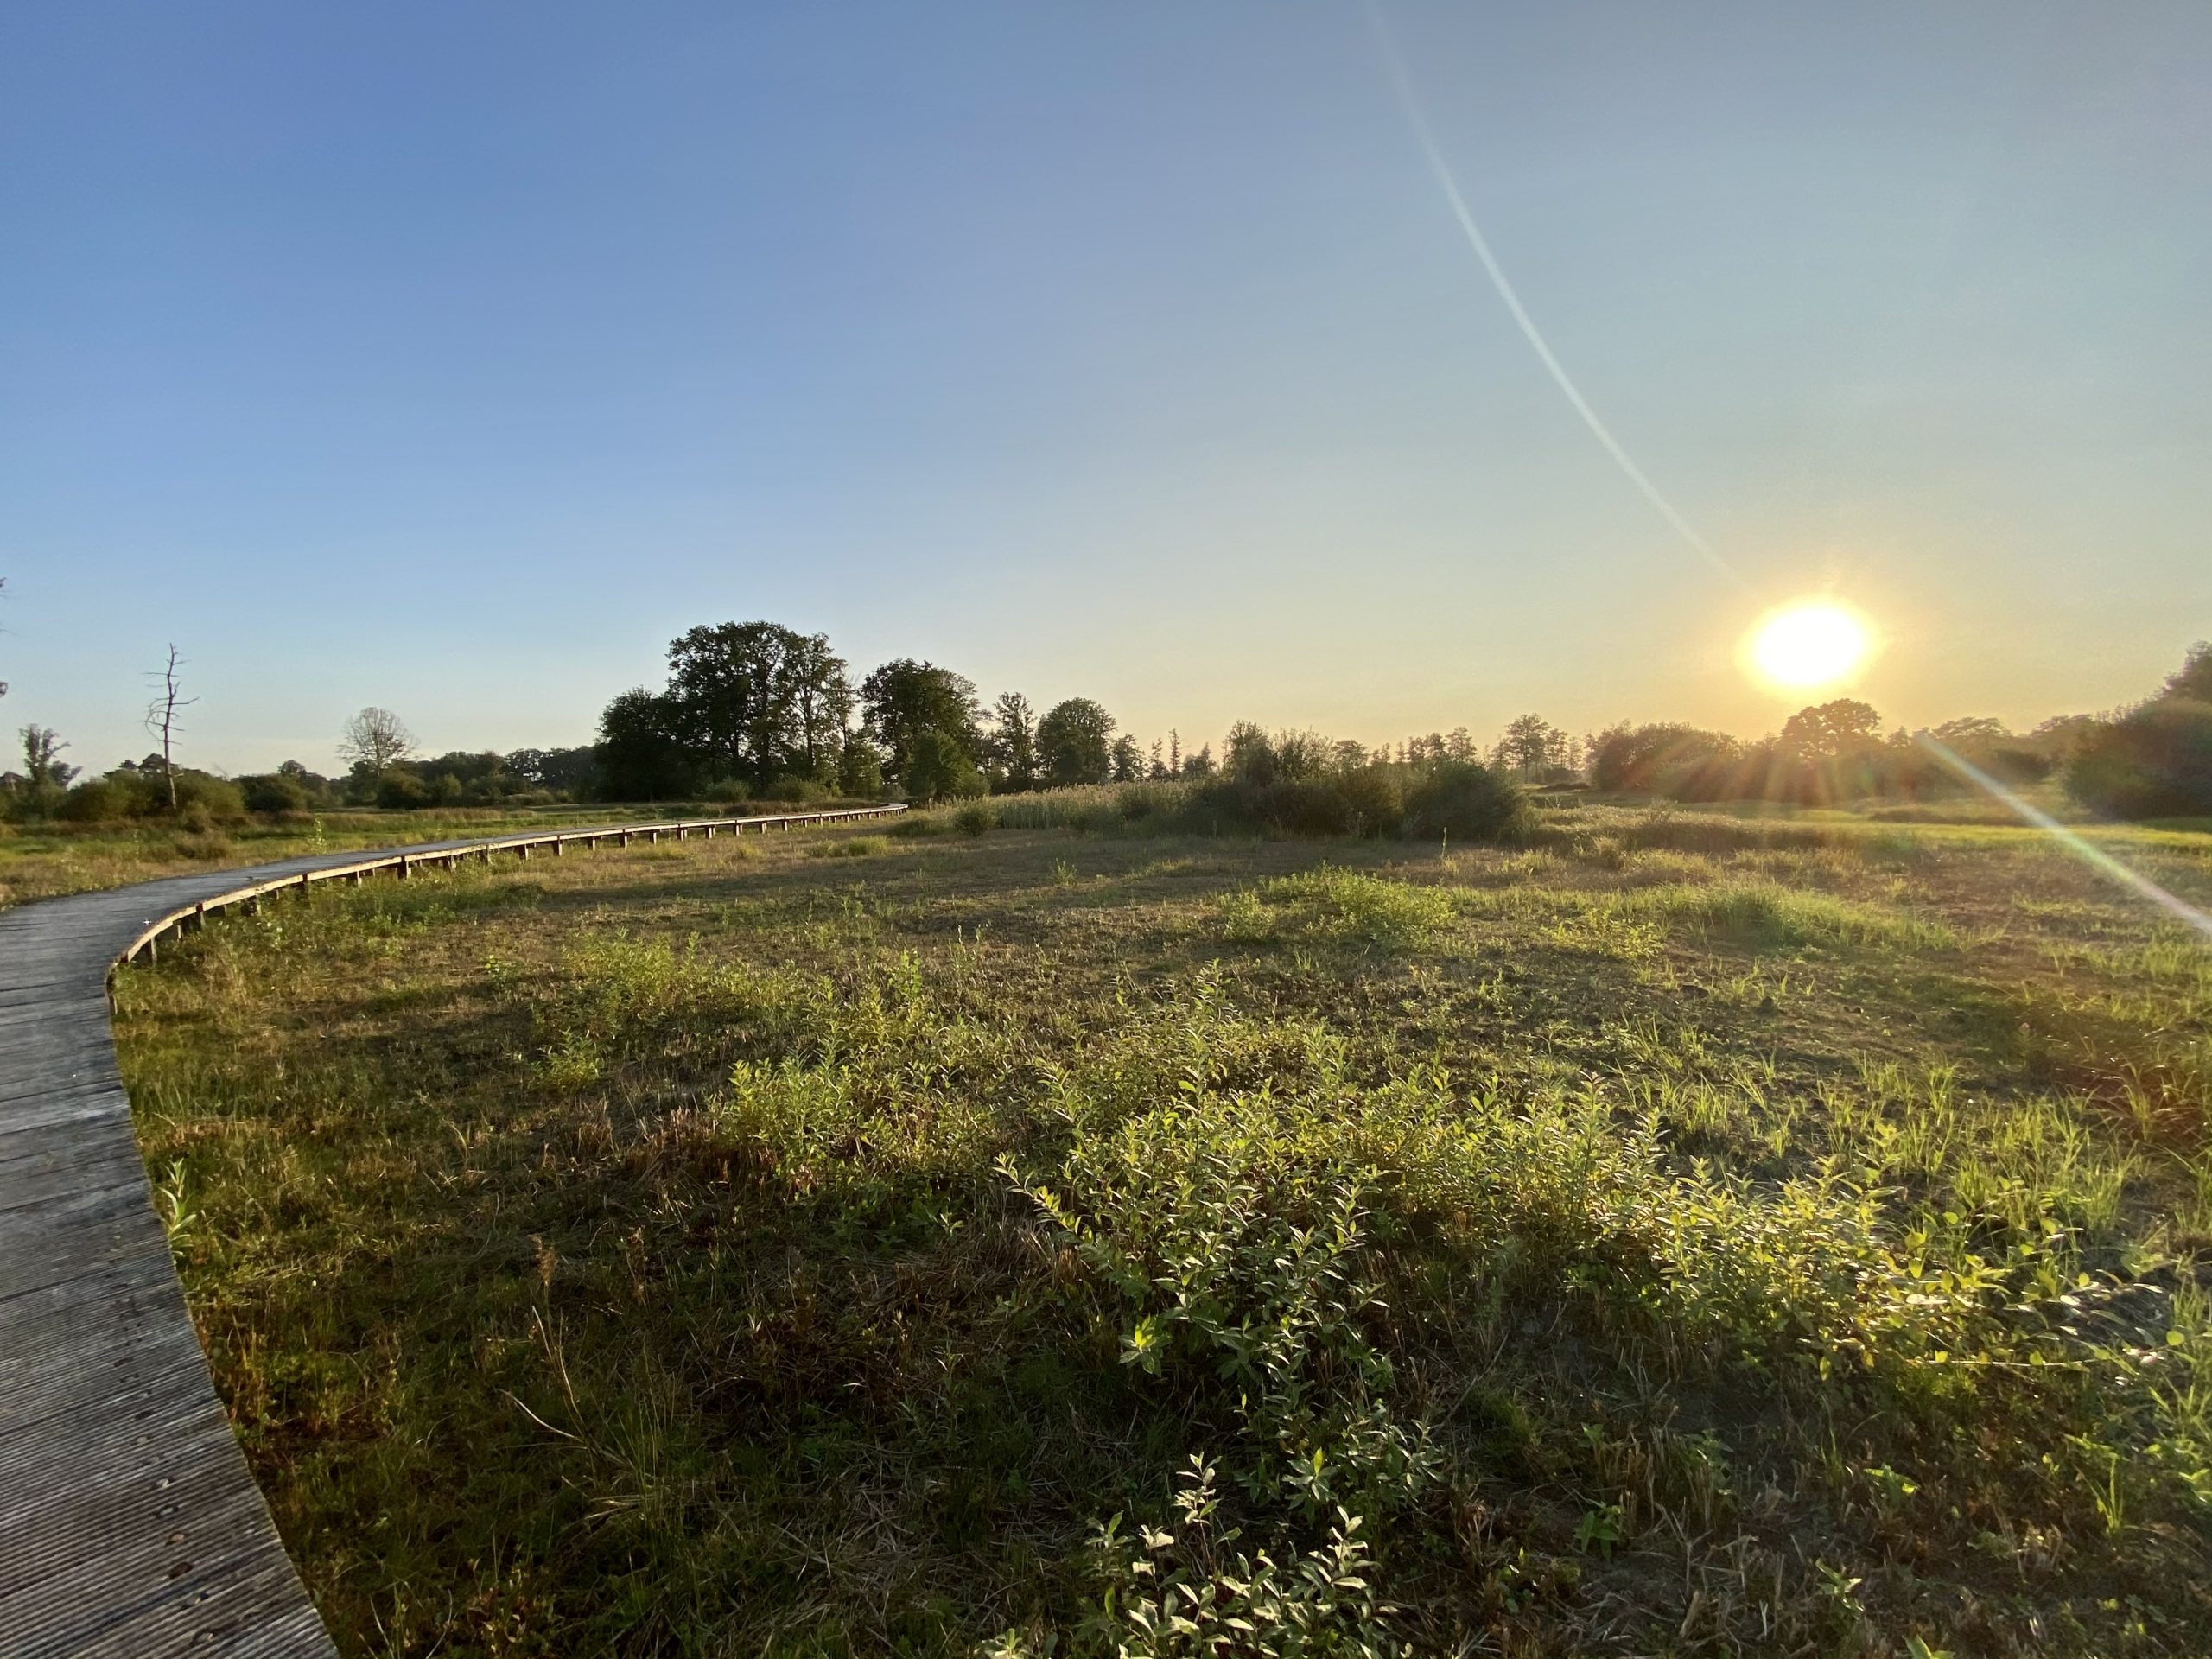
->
[3,2,2208,774]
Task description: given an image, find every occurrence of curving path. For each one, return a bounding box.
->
[0,808,902,1656]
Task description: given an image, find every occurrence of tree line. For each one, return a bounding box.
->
[2,618,2205,827]
[594,620,1217,805]
[1584,642,2211,819]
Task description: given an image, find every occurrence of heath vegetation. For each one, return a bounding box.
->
[115,793,2212,1656]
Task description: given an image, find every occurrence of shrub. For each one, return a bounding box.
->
[766,775,831,805]
[1402,761,1534,843]
[2066,697,2212,820]
[702,778,753,805]
[157,772,245,821]
[1186,777,1355,838]
[376,769,431,810]
[0,780,67,822]
[57,777,137,823]
[239,772,309,815]
[953,802,996,836]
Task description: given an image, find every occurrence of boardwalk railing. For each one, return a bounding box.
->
[113,805,909,970]
[0,804,902,1657]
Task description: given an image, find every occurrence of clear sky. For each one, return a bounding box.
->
[3,2,2207,774]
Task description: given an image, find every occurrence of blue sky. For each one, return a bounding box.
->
[3,2,2207,773]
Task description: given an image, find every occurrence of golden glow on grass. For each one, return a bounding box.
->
[1744,600,1875,692]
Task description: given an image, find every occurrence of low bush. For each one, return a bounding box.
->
[238,773,309,815]
[766,774,832,805]
[1401,760,1535,843]
[56,777,136,823]
[984,766,1530,845]
[376,769,431,810]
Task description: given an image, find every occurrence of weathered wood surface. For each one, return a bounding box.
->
[0,807,902,1656]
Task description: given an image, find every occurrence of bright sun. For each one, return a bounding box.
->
[1745,601,1875,691]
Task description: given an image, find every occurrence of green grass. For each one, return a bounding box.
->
[112,806,2212,1655]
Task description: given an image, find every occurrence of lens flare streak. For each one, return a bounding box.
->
[1917,737,2212,944]
[1361,0,1741,587]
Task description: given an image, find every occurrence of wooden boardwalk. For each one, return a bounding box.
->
[0,808,902,1656]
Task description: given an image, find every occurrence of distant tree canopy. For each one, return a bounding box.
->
[1588,722,1743,798]
[597,686,700,801]
[21,727,74,790]
[581,622,1149,804]
[987,692,1039,792]
[2065,642,2212,820]
[1039,698,1115,786]
[594,623,855,800]
[666,622,851,784]
[29,610,2194,828]
[340,707,416,772]
[1583,696,2061,808]
[902,728,985,805]
[1492,713,1576,778]
[1778,698,1883,761]
[861,659,981,785]
[1109,734,1144,784]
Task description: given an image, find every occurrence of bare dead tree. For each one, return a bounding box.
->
[143,644,197,811]
[340,706,415,773]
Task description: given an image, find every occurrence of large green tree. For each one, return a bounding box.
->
[988,692,1039,792]
[861,660,980,783]
[1779,698,1883,760]
[1109,734,1143,783]
[1494,713,1569,775]
[1038,698,1114,786]
[595,689,692,800]
[665,622,850,785]
[903,729,985,805]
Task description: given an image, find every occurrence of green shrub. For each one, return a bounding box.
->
[0,780,67,822]
[771,775,831,805]
[57,777,137,823]
[239,773,309,814]
[376,770,431,809]
[167,772,245,821]
[702,778,753,805]
[953,802,996,836]
[1401,760,1533,843]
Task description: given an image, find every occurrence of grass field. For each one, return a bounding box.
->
[111,800,2212,1655]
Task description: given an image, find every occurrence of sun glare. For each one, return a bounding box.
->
[1745,601,1874,691]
